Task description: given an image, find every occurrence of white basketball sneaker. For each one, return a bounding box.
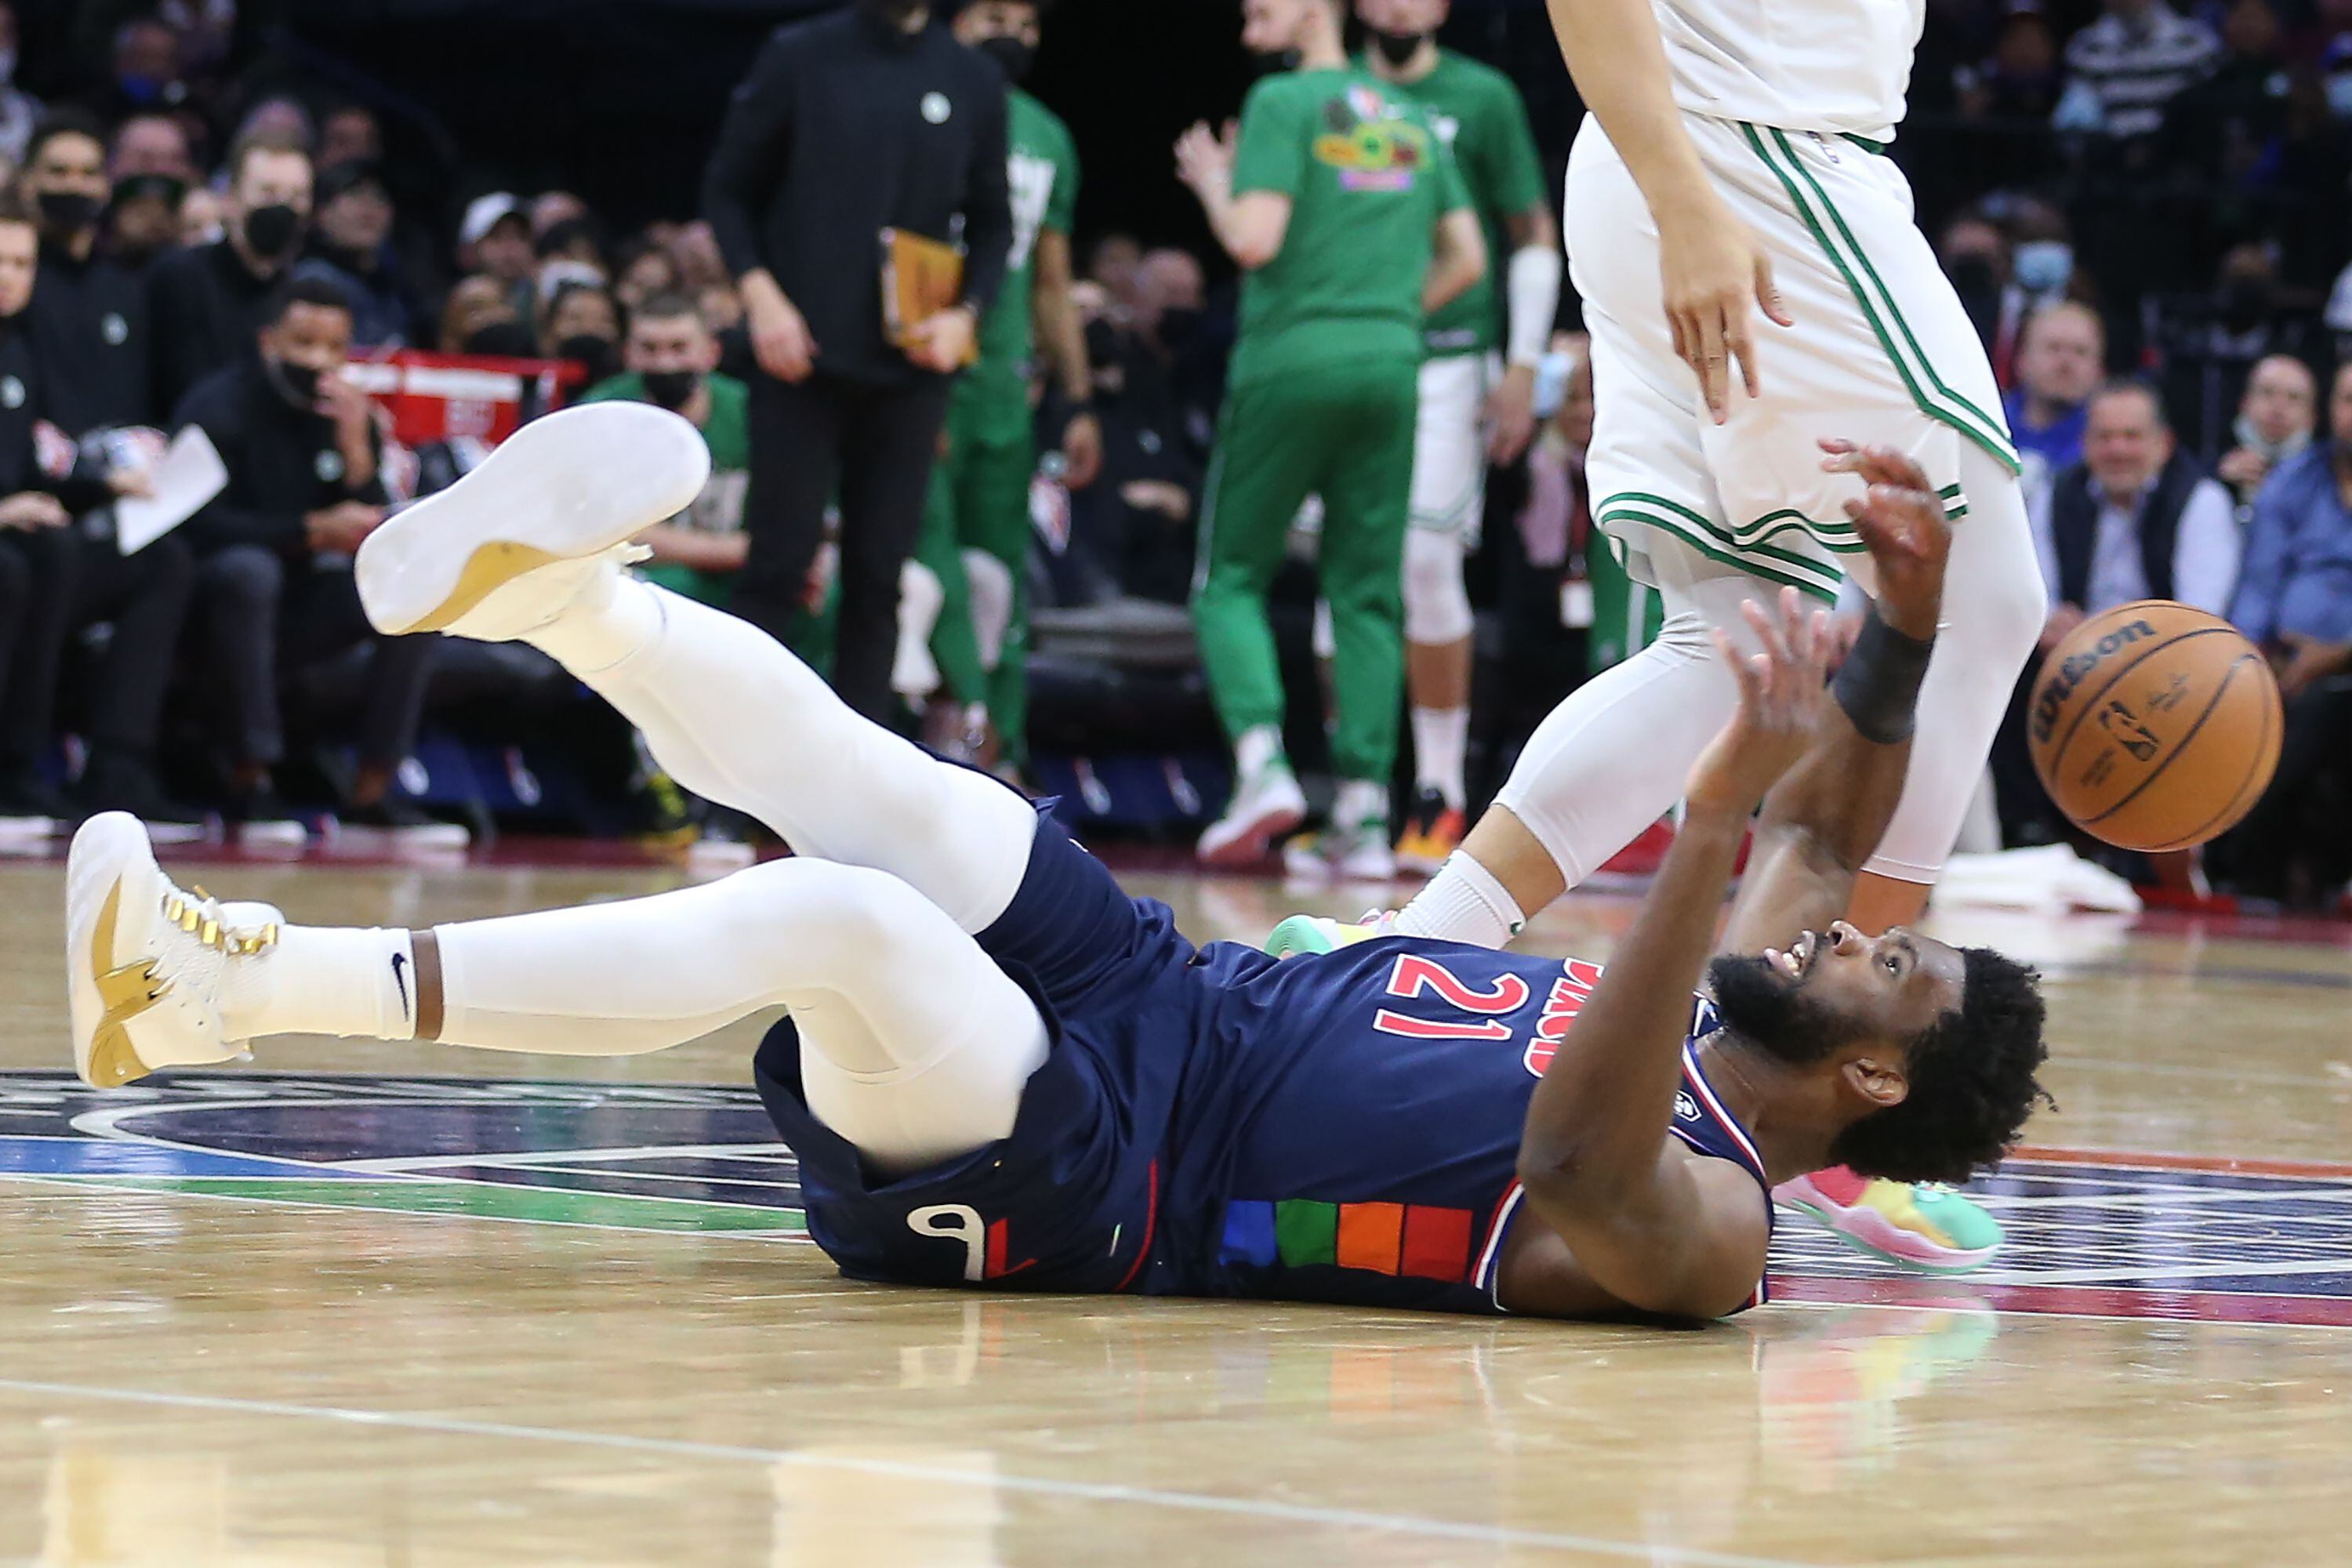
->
[355,401,711,641]
[65,812,284,1089]
[1197,759,1308,868]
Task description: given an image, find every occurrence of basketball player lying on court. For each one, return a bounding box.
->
[64,405,2047,1320]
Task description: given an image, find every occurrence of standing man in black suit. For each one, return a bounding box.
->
[703,0,1012,720]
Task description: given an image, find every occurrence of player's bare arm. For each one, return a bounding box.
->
[1030,228,1101,488]
[1423,208,1487,315]
[1176,120,1290,270]
[1719,442,1952,956]
[1541,0,1791,420]
[1507,590,1832,1319]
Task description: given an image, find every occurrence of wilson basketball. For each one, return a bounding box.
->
[2028,601,2282,852]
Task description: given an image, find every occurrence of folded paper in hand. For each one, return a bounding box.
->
[116,424,227,556]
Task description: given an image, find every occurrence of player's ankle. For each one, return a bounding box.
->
[526,571,665,675]
[223,925,421,1044]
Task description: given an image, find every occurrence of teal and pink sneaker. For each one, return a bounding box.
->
[1265,911,1398,958]
[1777,1166,2002,1274]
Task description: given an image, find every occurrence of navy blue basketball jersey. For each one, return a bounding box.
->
[753,817,1774,1318]
[1188,937,1775,1315]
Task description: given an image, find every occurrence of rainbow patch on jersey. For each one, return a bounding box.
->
[1312,91,1428,192]
[1220,1197,1474,1283]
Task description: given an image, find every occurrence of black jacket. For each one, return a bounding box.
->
[174,359,384,555]
[702,6,1011,385]
[0,322,113,511]
[147,239,289,419]
[2046,452,2205,607]
[26,235,154,435]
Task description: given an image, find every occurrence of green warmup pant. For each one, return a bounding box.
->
[916,409,1037,762]
[1193,355,1418,782]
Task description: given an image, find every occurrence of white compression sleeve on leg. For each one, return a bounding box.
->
[1506,247,1565,368]
[536,580,1038,933]
[1863,445,2048,883]
[428,858,1049,1175]
[1490,567,1768,888]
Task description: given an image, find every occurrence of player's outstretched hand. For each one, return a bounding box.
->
[1658,194,1793,425]
[1686,587,1833,816]
[1821,437,1951,641]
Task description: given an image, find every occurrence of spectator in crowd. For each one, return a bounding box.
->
[580,292,751,606]
[21,113,154,437]
[2057,0,2222,146]
[1087,233,1144,308]
[2159,0,2292,193]
[147,128,313,413]
[1994,201,2092,382]
[2217,352,2317,507]
[1940,212,2012,356]
[535,215,608,280]
[300,159,416,347]
[439,273,532,357]
[531,190,590,241]
[1995,380,2239,840]
[0,3,41,169]
[1057,292,1200,608]
[82,16,195,128]
[613,238,682,315]
[2003,302,2105,503]
[1955,4,2066,191]
[230,96,318,158]
[2215,358,2352,904]
[176,183,223,246]
[106,173,182,270]
[2165,242,2317,459]
[540,280,621,386]
[701,0,1011,720]
[666,220,728,292]
[456,193,535,318]
[0,188,193,829]
[317,103,383,171]
[109,111,195,180]
[1133,245,1221,455]
[176,276,436,833]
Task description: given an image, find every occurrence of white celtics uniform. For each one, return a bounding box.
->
[1570,0,2020,603]
[1409,349,1498,543]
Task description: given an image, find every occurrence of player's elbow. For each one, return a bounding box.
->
[1229,233,1281,270]
[1516,1139,1621,1218]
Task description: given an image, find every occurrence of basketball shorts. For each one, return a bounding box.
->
[1566,112,2019,603]
[753,810,1256,1297]
[1410,351,1500,546]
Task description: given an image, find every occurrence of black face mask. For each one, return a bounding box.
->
[641,368,700,410]
[862,0,927,26]
[243,202,302,257]
[1250,47,1301,75]
[463,321,537,358]
[266,356,321,409]
[976,35,1036,84]
[1370,27,1428,67]
[557,332,619,382]
[1156,305,1203,351]
[36,191,100,234]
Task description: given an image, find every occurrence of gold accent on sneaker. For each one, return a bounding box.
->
[86,879,165,1089]
[395,541,564,636]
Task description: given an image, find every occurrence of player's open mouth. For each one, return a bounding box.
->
[1765,932,1820,982]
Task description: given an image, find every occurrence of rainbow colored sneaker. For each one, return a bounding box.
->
[1264,912,1398,958]
[1777,1166,2002,1274]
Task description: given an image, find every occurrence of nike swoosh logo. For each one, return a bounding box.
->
[391,951,410,1021]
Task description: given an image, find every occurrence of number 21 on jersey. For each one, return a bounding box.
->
[1371,953,1602,1076]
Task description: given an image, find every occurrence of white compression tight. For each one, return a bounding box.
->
[1478,444,2046,898]
[238,580,1051,1178]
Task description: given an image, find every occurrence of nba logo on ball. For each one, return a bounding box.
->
[2029,601,2282,852]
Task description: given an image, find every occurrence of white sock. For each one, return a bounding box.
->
[223,926,417,1042]
[1236,724,1284,780]
[1334,777,1388,831]
[1395,851,1526,949]
[1410,705,1470,810]
[523,568,666,674]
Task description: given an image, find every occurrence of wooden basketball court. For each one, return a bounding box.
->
[2,841,2349,1564]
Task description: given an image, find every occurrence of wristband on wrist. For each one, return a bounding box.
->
[1832,601,1936,743]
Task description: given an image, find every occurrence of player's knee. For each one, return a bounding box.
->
[1402,531,1472,645]
[717,858,920,959]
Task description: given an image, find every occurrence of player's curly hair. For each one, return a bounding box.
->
[1828,948,2049,1185]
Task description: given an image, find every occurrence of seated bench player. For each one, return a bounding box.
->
[64,404,2047,1320]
